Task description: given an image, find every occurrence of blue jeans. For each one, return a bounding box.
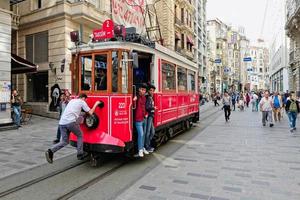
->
[13,105,21,126]
[145,116,155,150]
[288,111,297,129]
[135,119,146,151]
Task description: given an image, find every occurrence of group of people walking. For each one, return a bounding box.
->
[213,90,300,134]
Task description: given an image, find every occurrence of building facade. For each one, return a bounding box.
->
[268,0,289,93]
[195,0,207,93]
[286,0,300,93]
[11,0,111,117]
[0,2,13,124]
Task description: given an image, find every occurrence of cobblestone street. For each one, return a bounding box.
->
[116,107,300,200]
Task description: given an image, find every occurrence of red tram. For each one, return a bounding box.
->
[69,41,199,162]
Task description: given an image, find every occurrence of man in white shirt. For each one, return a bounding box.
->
[259,91,274,127]
[46,93,100,163]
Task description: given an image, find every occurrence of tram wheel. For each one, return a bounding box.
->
[90,153,101,167]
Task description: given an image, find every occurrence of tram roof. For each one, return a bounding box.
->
[70,41,197,70]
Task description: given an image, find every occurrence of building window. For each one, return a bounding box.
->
[181,8,184,22]
[27,71,48,102]
[162,62,176,91]
[177,67,187,91]
[26,31,48,63]
[32,0,42,10]
[181,34,184,49]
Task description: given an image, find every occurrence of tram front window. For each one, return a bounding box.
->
[81,55,92,91]
[94,54,108,91]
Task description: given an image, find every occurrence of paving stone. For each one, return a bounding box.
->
[139,185,156,191]
[173,179,188,184]
[222,186,242,193]
[187,172,218,179]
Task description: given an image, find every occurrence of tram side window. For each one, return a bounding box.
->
[94,54,107,91]
[121,52,129,93]
[162,62,175,91]
[112,51,119,93]
[81,55,92,91]
[177,66,187,91]
[187,72,195,92]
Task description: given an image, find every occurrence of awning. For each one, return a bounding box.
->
[175,32,181,40]
[11,54,38,74]
[187,36,194,46]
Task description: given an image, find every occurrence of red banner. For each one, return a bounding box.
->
[93,19,115,40]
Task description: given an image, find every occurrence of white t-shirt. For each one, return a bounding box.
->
[259,97,273,111]
[59,99,91,125]
[252,94,258,102]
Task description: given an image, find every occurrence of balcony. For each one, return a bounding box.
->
[286,0,300,31]
[18,1,110,28]
[11,12,20,30]
[175,17,183,27]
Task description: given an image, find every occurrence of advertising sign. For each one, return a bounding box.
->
[243,57,252,62]
[112,0,145,34]
[215,59,221,64]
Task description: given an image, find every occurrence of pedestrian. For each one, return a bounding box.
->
[272,92,282,122]
[222,91,232,122]
[144,84,156,153]
[238,93,245,111]
[251,92,258,112]
[45,93,101,163]
[213,93,219,106]
[11,89,22,127]
[231,92,237,111]
[285,91,300,133]
[133,83,148,157]
[246,92,250,107]
[259,91,274,127]
[53,91,70,144]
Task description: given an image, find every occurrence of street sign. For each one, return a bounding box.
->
[243,57,252,62]
[214,59,221,64]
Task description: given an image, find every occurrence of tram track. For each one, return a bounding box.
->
[0,107,220,200]
[0,159,87,198]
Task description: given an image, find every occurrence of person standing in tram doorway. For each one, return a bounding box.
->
[133,83,149,157]
[145,84,156,153]
[45,93,101,163]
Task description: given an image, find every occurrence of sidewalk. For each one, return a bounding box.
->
[0,116,74,179]
[116,108,300,200]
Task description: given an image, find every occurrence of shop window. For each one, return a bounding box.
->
[177,67,187,91]
[162,62,175,91]
[26,31,48,63]
[81,55,92,91]
[94,54,108,91]
[27,71,48,102]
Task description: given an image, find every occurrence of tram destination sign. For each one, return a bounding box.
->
[93,19,114,41]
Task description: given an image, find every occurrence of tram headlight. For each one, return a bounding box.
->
[85,114,99,129]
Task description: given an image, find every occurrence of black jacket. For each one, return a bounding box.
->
[285,99,300,112]
[145,95,155,117]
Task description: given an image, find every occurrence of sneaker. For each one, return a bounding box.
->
[45,149,53,164]
[293,127,297,131]
[143,148,149,155]
[147,147,155,153]
[77,152,89,160]
[52,139,60,144]
[263,123,266,126]
[270,124,274,127]
[138,150,144,157]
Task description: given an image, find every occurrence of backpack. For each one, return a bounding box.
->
[273,96,280,108]
[289,100,298,112]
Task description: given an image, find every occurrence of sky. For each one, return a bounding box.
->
[207,0,270,44]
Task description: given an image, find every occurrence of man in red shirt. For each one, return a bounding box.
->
[133,83,148,157]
